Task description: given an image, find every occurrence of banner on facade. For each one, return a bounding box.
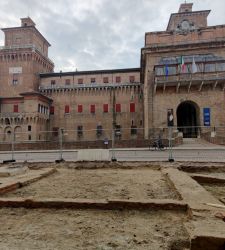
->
[167,109,174,127]
[203,108,210,126]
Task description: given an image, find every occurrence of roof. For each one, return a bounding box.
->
[20,91,53,102]
[40,68,141,78]
[1,26,51,47]
[166,10,211,31]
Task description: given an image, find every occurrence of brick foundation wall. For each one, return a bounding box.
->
[0,138,182,151]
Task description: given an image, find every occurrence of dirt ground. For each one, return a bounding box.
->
[203,183,225,204]
[2,168,179,200]
[0,208,189,250]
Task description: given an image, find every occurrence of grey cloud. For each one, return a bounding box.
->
[0,0,225,71]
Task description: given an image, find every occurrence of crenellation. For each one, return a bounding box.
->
[0,3,225,144]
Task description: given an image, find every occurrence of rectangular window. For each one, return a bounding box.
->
[205,63,216,72]
[115,125,121,137]
[116,76,121,83]
[28,125,32,132]
[65,79,71,85]
[115,104,121,113]
[12,74,19,85]
[155,67,164,76]
[130,103,135,113]
[50,106,54,115]
[96,125,103,136]
[90,104,95,114]
[168,66,177,75]
[78,78,83,84]
[129,76,135,83]
[216,63,225,72]
[13,104,18,113]
[103,104,108,113]
[131,125,137,135]
[78,104,83,113]
[65,105,70,114]
[77,125,83,137]
[52,127,59,137]
[91,78,96,83]
[103,77,109,83]
[51,80,56,85]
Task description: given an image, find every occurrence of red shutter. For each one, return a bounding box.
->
[78,105,83,113]
[90,104,95,113]
[103,104,108,113]
[13,104,18,113]
[50,106,54,115]
[130,103,135,113]
[65,105,70,114]
[116,104,121,113]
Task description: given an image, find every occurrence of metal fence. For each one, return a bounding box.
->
[0,126,225,163]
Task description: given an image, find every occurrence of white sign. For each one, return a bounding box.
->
[9,67,22,74]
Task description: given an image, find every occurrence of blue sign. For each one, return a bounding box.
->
[203,108,210,126]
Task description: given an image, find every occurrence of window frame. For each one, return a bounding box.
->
[65,105,70,114]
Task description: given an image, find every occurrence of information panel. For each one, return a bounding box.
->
[203,108,210,127]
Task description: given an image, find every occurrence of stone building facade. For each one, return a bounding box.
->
[0,3,225,145]
[142,2,225,139]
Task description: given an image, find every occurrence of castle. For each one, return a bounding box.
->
[1,3,225,146]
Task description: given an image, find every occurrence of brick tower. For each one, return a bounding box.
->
[0,17,54,97]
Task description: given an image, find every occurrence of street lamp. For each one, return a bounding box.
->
[111,86,117,162]
[168,109,175,162]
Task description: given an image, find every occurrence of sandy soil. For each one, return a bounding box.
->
[2,168,179,200]
[203,184,225,204]
[0,208,189,250]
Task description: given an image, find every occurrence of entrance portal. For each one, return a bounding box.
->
[177,101,199,138]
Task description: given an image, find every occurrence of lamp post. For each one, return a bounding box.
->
[111,86,117,162]
[168,109,174,162]
[11,131,16,162]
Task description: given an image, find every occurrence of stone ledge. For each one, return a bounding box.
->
[162,168,225,250]
[162,168,224,211]
[190,174,225,184]
[186,219,225,250]
[0,168,56,194]
[0,197,188,211]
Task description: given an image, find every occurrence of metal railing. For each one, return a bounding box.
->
[0,126,224,163]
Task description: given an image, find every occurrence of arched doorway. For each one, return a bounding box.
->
[4,126,12,142]
[177,101,199,138]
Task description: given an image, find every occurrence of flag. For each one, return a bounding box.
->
[180,56,186,73]
[192,56,198,73]
[165,65,169,77]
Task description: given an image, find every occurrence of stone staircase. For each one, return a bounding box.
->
[180,138,217,148]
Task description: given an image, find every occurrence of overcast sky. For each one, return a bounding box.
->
[0,0,225,72]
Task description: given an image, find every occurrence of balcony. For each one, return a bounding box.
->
[154,72,225,93]
[154,58,225,93]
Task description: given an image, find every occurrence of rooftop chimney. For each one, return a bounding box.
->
[20,17,36,27]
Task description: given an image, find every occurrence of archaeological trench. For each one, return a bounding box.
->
[0,162,225,250]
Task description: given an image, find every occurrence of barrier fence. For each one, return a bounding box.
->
[0,126,225,163]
